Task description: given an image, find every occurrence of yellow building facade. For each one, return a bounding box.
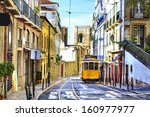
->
[41,16,60,84]
[0,0,42,98]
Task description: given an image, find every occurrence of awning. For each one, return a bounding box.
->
[31,49,41,60]
[110,50,123,54]
[24,48,31,51]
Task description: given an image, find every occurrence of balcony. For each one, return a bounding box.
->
[105,11,122,31]
[130,8,149,19]
[13,0,42,30]
[6,0,20,15]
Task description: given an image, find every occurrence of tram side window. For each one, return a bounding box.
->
[95,63,98,70]
[89,62,94,70]
[84,63,88,70]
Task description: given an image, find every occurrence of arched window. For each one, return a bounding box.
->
[32,32,35,48]
[25,29,30,48]
[78,33,83,43]
[8,22,12,50]
[26,29,29,41]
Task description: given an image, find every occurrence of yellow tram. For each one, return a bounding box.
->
[80,55,101,82]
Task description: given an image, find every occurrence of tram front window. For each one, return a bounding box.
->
[89,62,94,70]
[84,63,88,70]
[95,63,98,70]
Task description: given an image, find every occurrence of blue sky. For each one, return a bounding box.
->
[52,0,95,44]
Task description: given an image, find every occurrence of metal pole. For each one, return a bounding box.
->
[48,24,50,86]
[3,0,7,99]
[42,79,44,90]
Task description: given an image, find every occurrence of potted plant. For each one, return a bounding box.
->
[0,62,15,99]
[144,34,150,54]
[56,54,62,63]
[34,6,40,14]
[0,63,5,99]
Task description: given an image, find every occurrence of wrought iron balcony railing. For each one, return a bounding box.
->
[13,0,42,28]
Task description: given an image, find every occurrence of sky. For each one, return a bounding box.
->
[52,0,95,44]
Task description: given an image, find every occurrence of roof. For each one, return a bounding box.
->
[40,16,57,33]
[41,0,59,6]
[41,6,55,11]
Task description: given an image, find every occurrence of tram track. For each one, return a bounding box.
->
[37,76,148,100]
[58,78,81,100]
[37,77,81,100]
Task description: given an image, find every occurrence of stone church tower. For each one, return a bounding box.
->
[74,25,91,72]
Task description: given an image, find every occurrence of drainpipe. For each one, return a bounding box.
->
[47,24,50,86]
[3,0,8,99]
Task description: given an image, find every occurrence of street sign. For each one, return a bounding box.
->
[0,13,10,26]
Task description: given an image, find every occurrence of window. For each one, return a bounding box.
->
[32,32,35,48]
[18,28,22,47]
[26,29,29,42]
[133,25,144,46]
[95,63,98,70]
[36,36,39,48]
[78,33,83,43]
[8,23,12,50]
[83,63,88,70]
[18,28,22,40]
[89,62,94,70]
[25,29,29,48]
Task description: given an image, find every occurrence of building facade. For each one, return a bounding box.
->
[41,0,62,81]
[74,25,91,73]
[0,0,42,98]
[93,0,150,88]
[92,0,105,61]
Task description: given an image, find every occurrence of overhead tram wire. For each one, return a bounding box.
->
[67,0,92,43]
[68,0,71,41]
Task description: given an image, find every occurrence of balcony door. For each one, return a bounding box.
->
[133,25,145,48]
[134,2,144,18]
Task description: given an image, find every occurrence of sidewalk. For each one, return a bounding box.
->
[107,83,150,95]
[5,79,59,100]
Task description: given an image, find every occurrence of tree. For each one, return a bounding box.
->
[0,62,15,98]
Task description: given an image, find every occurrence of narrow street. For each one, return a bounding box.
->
[37,76,150,100]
